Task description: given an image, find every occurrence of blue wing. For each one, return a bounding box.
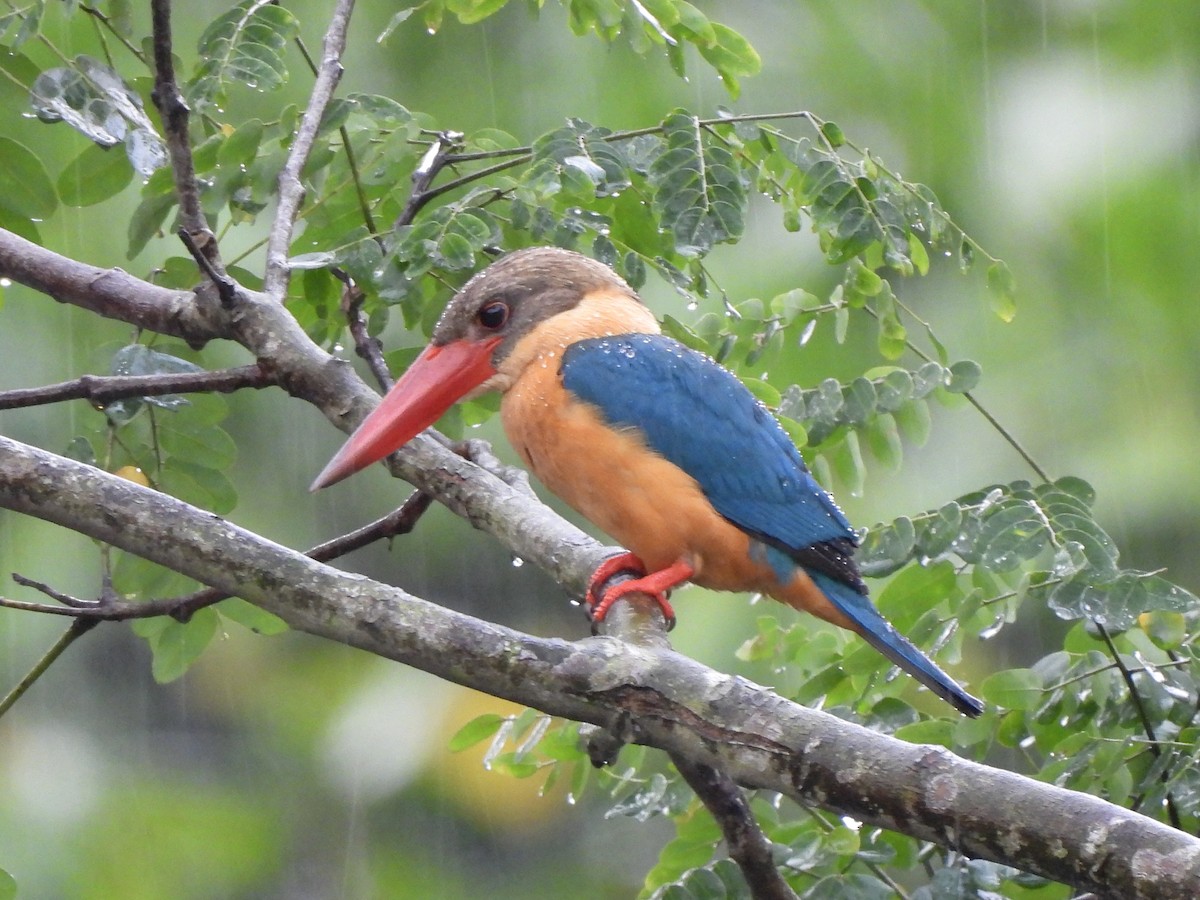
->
[560,334,860,587]
[563,334,984,717]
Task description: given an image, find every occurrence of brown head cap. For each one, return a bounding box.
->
[431,247,640,364]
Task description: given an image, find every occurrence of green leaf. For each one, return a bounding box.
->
[820,120,845,148]
[945,359,982,393]
[0,136,57,219]
[742,377,780,407]
[894,718,955,748]
[670,2,716,46]
[57,142,133,207]
[127,191,177,258]
[31,56,167,175]
[189,2,299,109]
[217,118,264,168]
[1049,572,1196,631]
[875,561,956,631]
[830,429,865,497]
[159,423,238,471]
[986,260,1017,322]
[696,23,761,97]
[139,608,220,683]
[980,668,1043,711]
[217,598,288,635]
[447,0,513,26]
[650,112,746,256]
[1138,610,1186,650]
[449,713,507,752]
[532,118,632,198]
[0,867,15,900]
[160,459,237,514]
[376,8,416,42]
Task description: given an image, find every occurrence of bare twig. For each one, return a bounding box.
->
[80,4,148,65]
[263,0,357,300]
[0,619,99,720]
[1096,623,1182,829]
[178,228,239,306]
[394,131,465,228]
[672,755,798,900]
[334,269,393,392]
[407,152,522,221]
[149,0,220,269]
[12,573,101,608]
[293,34,378,236]
[0,365,276,411]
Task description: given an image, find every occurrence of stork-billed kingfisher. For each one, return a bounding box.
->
[312,247,983,717]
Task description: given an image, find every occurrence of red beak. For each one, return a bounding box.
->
[309,337,502,491]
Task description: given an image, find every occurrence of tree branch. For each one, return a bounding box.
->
[149,0,220,268]
[0,365,276,410]
[671,755,798,900]
[0,488,433,623]
[335,270,393,392]
[0,229,225,344]
[263,0,356,300]
[0,619,98,719]
[0,436,1197,899]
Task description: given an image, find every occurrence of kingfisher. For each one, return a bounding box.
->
[312,247,983,716]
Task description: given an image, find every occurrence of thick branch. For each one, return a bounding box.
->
[1,436,1197,899]
[0,229,225,344]
[263,0,355,300]
[1,490,433,622]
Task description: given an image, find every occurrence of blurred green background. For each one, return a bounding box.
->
[1,1,1198,896]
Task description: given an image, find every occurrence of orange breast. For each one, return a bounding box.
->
[499,354,783,595]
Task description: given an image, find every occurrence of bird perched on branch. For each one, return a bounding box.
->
[312,246,983,716]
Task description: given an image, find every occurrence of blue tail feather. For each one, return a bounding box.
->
[812,572,984,717]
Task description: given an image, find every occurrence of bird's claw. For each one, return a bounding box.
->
[585,552,677,632]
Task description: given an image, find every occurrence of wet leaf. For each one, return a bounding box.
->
[0,137,56,219]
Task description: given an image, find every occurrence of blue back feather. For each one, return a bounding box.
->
[561,334,853,554]
[561,334,983,716]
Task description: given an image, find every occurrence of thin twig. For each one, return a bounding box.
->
[860,302,1051,482]
[263,0,357,300]
[0,365,276,410]
[179,228,240,307]
[407,153,524,221]
[333,270,393,392]
[149,0,221,269]
[394,131,465,228]
[1095,622,1182,829]
[11,573,102,608]
[80,5,148,65]
[293,33,378,237]
[671,755,798,900]
[962,392,1050,482]
[0,619,99,720]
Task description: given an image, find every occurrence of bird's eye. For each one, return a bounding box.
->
[477,301,510,330]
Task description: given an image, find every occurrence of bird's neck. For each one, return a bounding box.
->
[485,290,660,394]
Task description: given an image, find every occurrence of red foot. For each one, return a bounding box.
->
[585,554,695,632]
[586,552,647,609]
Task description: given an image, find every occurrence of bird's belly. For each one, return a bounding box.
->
[501,369,778,593]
